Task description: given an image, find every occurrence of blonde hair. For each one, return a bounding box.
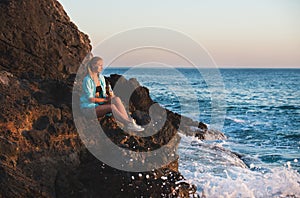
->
[87,56,103,83]
[87,56,103,75]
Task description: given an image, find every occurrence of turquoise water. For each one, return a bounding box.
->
[103,67,300,197]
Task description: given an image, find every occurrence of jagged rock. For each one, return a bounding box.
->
[0,71,13,85]
[0,0,91,80]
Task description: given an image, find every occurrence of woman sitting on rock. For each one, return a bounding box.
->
[80,56,144,132]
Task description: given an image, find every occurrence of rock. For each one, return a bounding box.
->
[0,137,18,166]
[32,116,50,130]
[0,71,13,85]
[0,0,91,80]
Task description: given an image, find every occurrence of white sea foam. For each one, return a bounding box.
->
[178,134,300,197]
[180,166,300,198]
[227,117,246,124]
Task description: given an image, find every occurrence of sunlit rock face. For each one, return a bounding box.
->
[0,0,91,80]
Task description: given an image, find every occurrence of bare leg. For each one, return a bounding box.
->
[110,96,132,121]
[95,104,131,124]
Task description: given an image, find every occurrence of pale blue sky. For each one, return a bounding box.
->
[58,0,300,67]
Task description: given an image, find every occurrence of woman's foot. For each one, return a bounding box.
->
[126,120,144,132]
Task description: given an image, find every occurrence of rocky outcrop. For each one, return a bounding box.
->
[0,0,91,80]
[0,0,246,197]
[0,70,203,197]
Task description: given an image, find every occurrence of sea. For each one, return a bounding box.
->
[103,67,300,197]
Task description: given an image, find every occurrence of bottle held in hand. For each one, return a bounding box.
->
[106,82,114,97]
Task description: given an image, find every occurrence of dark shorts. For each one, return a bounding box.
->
[80,107,97,119]
[81,107,112,119]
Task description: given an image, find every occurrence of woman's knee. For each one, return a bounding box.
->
[112,96,121,103]
[111,104,117,111]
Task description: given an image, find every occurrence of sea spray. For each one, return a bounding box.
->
[178,134,300,197]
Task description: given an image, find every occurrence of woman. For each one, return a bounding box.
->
[80,56,144,132]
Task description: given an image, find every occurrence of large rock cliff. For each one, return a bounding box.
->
[0,0,91,80]
[0,0,246,197]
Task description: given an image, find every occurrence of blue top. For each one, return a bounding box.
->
[80,74,107,109]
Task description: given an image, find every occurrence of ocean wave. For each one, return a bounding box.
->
[226,117,246,124]
[180,164,300,197]
[276,105,300,110]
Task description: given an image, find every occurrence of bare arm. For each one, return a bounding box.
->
[89,97,109,104]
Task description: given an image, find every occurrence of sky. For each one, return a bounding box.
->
[58,0,300,68]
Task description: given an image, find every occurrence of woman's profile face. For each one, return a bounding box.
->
[92,59,103,73]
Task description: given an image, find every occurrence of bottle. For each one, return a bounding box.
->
[106,81,113,97]
[105,82,110,97]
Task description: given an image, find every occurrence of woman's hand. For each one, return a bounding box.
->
[109,90,114,97]
[105,95,114,104]
[89,97,108,104]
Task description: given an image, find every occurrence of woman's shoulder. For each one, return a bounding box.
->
[82,75,94,87]
[98,73,106,81]
[83,75,93,82]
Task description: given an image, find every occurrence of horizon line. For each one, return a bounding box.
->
[103,65,300,69]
